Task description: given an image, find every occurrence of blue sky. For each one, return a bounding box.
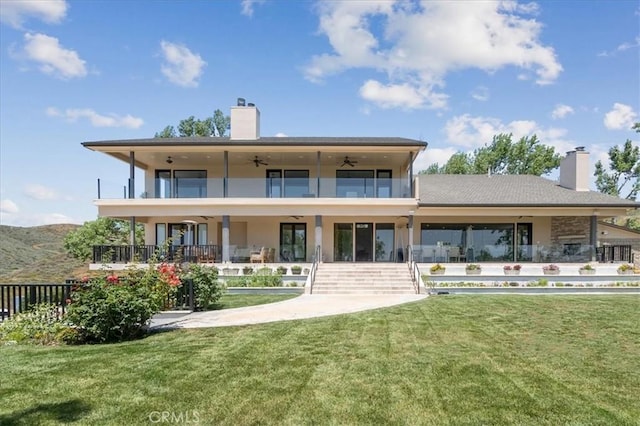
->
[0,0,638,227]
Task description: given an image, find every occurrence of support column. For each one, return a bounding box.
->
[316,151,321,197]
[408,211,414,262]
[222,215,230,262]
[315,215,323,262]
[223,151,229,197]
[408,152,414,197]
[129,152,136,261]
[590,215,598,261]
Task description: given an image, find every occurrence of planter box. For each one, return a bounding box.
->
[543,270,560,275]
[617,270,633,275]
[466,270,482,275]
[579,269,596,275]
[504,270,520,276]
[430,270,446,275]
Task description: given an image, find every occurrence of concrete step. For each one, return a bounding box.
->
[311,262,416,295]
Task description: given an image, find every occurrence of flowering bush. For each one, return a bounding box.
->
[503,265,522,271]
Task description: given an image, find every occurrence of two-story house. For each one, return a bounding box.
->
[83,99,637,269]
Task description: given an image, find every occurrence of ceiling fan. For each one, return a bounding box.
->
[251,156,269,167]
[340,156,358,167]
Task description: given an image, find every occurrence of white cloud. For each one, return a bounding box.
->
[21,32,87,79]
[46,107,144,128]
[413,147,458,172]
[0,199,19,214]
[160,40,206,87]
[305,1,562,110]
[24,184,58,200]
[241,0,266,17]
[0,211,76,226]
[604,103,638,130]
[274,132,288,137]
[598,36,640,57]
[470,86,490,102]
[551,104,574,120]
[0,0,67,28]
[443,113,573,153]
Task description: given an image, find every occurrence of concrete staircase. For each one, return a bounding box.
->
[311,263,417,294]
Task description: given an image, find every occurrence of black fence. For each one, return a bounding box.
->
[92,245,219,264]
[597,245,634,263]
[1,279,194,321]
[0,284,72,321]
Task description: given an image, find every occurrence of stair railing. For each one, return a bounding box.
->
[308,245,321,294]
[406,245,421,294]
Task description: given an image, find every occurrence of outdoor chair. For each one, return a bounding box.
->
[250,247,268,263]
[448,246,462,263]
[267,248,276,263]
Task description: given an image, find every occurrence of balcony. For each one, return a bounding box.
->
[100,177,413,199]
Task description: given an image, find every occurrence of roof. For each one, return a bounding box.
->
[417,174,638,208]
[82,136,427,148]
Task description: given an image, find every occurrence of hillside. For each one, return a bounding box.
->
[0,224,88,283]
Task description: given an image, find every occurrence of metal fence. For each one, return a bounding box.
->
[597,245,634,263]
[92,245,219,264]
[0,283,72,321]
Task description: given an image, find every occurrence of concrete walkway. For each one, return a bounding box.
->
[151,294,427,329]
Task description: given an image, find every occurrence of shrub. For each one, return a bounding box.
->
[430,263,445,273]
[466,264,481,271]
[65,279,159,343]
[0,304,67,345]
[185,264,224,311]
[617,264,634,273]
[580,264,594,271]
[277,266,288,275]
[291,265,302,275]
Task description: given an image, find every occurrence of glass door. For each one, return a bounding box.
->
[355,223,373,261]
[516,223,533,261]
[334,223,353,261]
[280,223,306,262]
[375,223,395,262]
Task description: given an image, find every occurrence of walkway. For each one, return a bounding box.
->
[151,294,427,329]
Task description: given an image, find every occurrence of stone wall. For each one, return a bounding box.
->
[550,216,590,246]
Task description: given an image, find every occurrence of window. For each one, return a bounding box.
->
[284,170,309,197]
[280,223,306,261]
[266,170,282,198]
[421,223,515,262]
[376,170,392,198]
[336,170,374,197]
[174,170,207,198]
[156,223,167,245]
[155,170,172,198]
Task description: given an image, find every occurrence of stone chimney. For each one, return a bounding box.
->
[559,146,589,191]
[230,97,260,140]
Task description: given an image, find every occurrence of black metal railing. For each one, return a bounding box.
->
[92,245,220,264]
[0,284,72,321]
[597,245,634,263]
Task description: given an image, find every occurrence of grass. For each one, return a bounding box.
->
[210,293,299,310]
[1,296,639,425]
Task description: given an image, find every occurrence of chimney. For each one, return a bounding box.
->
[559,146,589,191]
[230,97,260,140]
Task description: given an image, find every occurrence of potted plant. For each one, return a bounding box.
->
[617,264,634,275]
[276,265,288,275]
[291,265,302,275]
[503,265,521,276]
[430,263,446,275]
[465,264,482,275]
[543,264,560,275]
[579,264,596,275]
[242,266,254,275]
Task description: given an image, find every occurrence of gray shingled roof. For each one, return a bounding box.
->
[83,136,427,148]
[417,174,638,207]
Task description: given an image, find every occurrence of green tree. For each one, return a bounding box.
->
[156,110,230,138]
[422,134,560,176]
[594,139,639,200]
[63,217,144,261]
[154,125,176,138]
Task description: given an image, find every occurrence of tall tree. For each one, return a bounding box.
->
[156,110,230,138]
[422,134,560,176]
[594,122,640,200]
[64,218,144,261]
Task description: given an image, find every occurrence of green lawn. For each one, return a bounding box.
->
[1,296,639,425]
[210,293,299,310]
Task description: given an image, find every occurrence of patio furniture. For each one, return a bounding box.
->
[268,248,276,263]
[448,246,462,263]
[250,247,268,263]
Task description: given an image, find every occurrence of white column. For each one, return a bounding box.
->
[222,215,230,262]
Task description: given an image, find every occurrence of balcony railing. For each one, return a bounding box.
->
[98,178,412,199]
[93,245,219,264]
